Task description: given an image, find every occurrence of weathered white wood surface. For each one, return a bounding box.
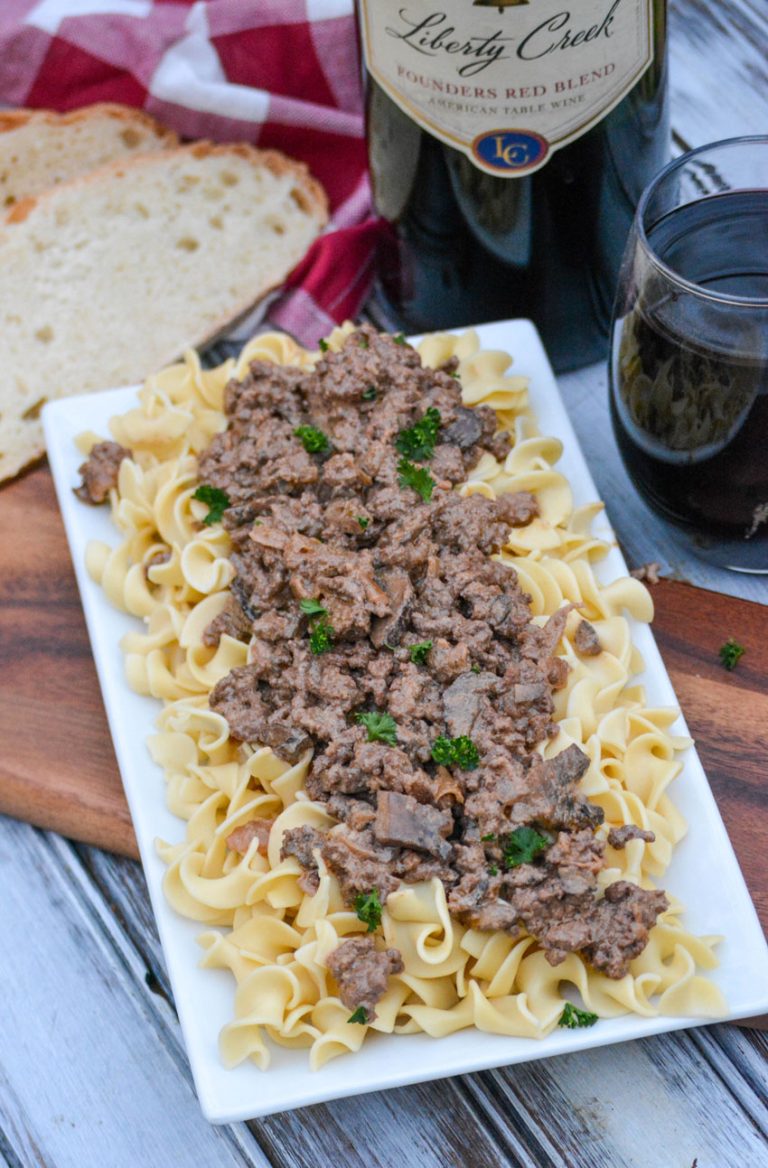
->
[1,2,767,1166]
[669,0,768,148]
[0,823,269,1168]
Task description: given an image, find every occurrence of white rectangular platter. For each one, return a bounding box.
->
[43,318,768,1123]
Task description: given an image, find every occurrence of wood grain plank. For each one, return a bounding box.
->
[727,1022,768,1086]
[0,1063,55,1168]
[650,579,768,929]
[462,1027,768,1168]
[669,0,768,146]
[689,1025,768,1134]
[0,821,269,1168]
[256,1082,536,1168]
[0,464,138,858]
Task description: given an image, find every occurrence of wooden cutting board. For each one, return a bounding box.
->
[1,462,766,939]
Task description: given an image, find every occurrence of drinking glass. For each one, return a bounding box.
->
[608,137,768,573]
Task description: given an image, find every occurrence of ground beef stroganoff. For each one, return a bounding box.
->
[76,324,725,1068]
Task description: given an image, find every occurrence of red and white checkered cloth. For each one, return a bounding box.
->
[0,0,381,348]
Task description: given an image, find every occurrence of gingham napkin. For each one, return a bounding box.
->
[0,0,379,347]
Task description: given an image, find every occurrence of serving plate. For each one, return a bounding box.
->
[43,319,768,1123]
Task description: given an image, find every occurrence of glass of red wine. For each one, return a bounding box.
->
[609,137,768,573]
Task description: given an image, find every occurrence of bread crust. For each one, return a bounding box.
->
[0,103,178,144]
[3,140,329,229]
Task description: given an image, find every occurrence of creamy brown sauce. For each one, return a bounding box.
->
[188,327,666,992]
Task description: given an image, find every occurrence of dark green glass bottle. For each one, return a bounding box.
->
[358,0,669,372]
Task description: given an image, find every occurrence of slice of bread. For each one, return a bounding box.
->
[0,142,328,481]
[0,104,177,210]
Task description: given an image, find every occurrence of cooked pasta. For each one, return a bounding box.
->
[80,327,724,1071]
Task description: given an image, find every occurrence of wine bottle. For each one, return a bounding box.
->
[358,0,669,372]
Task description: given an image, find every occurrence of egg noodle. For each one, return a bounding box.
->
[80,327,725,1070]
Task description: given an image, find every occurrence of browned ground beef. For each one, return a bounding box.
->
[280,825,324,894]
[582,882,668,978]
[198,326,668,981]
[74,441,132,504]
[226,818,273,856]
[608,825,656,848]
[574,619,602,656]
[203,596,253,647]
[326,935,404,1020]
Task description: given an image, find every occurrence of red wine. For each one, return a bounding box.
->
[358,1,669,372]
[610,190,768,572]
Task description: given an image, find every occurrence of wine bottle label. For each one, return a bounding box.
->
[358,0,654,176]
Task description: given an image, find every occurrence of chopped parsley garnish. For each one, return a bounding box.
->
[193,484,230,525]
[347,1006,369,1025]
[431,735,480,771]
[395,407,442,462]
[481,832,496,842]
[294,424,330,454]
[409,640,433,665]
[299,598,328,617]
[356,710,398,746]
[354,889,383,932]
[502,826,550,868]
[488,865,499,876]
[397,457,435,503]
[558,1002,598,1029]
[450,371,461,380]
[309,618,334,655]
[362,385,377,401]
[719,638,745,671]
[302,597,334,653]
[393,333,407,346]
[318,338,329,352]
[471,664,481,674]
[357,516,370,530]
[357,334,370,349]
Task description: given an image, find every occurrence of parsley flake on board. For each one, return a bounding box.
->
[309,618,334,655]
[294,424,330,454]
[558,1002,598,1029]
[397,457,435,503]
[409,639,433,665]
[356,710,398,746]
[719,638,745,671]
[192,484,230,526]
[395,407,442,461]
[347,1006,369,1025]
[299,597,328,617]
[354,889,383,932]
[362,385,377,401]
[502,826,550,868]
[431,735,480,771]
[357,516,370,530]
[318,338,329,352]
[393,333,407,346]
